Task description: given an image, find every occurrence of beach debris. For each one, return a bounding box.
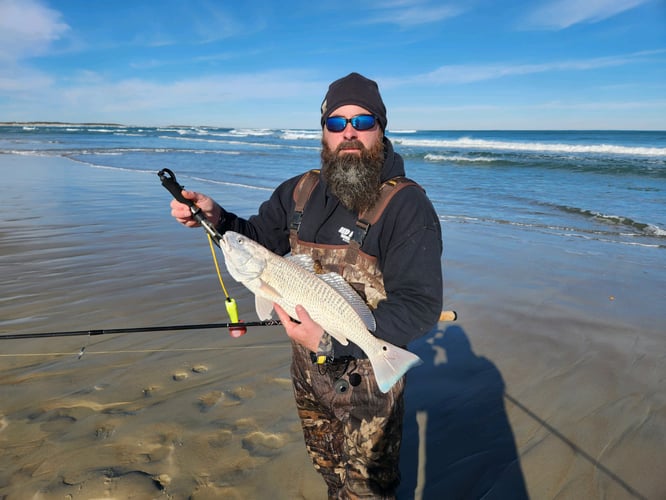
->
[172,371,189,381]
[219,231,422,393]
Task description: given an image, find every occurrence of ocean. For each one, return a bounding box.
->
[2,124,664,254]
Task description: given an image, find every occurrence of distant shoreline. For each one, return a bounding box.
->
[0,121,125,127]
[0,121,204,128]
[1,122,663,133]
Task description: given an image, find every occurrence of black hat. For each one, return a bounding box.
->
[320,72,387,131]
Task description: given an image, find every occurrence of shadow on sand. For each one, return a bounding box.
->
[398,325,529,499]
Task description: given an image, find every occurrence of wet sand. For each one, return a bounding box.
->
[1,155,665,499]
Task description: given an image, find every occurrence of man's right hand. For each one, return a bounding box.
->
[170,190,220,228]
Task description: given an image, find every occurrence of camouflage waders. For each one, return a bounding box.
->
[291,341,405,499]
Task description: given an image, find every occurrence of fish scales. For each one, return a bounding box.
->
[220,231,422,392]
[263,255,370,350]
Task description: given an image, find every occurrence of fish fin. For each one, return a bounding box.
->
[319,273,376,331]
[258,281,282,300]
[368,343,422,393]
[325,330,349,346]
[286,254,315,272]
[255,296,277,321]
[254,281,282,320]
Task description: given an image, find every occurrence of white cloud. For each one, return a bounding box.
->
[0,65,54,92]
[125,2,265,48]
[0,0,69,61]
[390,98,666,130]
[364,1,464,27]
[396,49,666,85]
[523,0,651,30]
[57,71,318,111]
[0,69,323,124]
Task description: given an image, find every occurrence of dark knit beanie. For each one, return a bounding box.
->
[320,72,387,131]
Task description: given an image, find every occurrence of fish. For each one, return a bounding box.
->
[219,231,422,393]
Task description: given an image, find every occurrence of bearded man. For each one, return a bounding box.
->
[170,72,443,499]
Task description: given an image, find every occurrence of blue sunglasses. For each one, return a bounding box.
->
[325,114,377,132]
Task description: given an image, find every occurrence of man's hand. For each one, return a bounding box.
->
[273,303,324,352]
[170,190,220,227]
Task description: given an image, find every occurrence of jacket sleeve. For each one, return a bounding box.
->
[215,175,301,256]
[372,186,443,346]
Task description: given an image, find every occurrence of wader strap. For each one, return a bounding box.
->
[289,169,320,248]
[345,177,421,264]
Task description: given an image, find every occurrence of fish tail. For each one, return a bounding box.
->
[369,344,422,393]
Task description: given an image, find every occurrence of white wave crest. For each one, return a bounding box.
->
[281,130,320,141]
[229,128,273,137]
[394,137,666,157]
[425,153,495,162]
[644,224,666,237]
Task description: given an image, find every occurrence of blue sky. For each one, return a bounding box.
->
[1,0,664,130]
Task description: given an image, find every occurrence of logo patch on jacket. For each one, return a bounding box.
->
[338,226,353,243]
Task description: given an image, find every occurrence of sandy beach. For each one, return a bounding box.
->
[1,154,665,499]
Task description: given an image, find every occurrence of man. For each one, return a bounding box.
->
[171,72,443,498]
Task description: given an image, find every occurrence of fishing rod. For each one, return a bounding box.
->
[0,320,283,341]
[0,312,457,342]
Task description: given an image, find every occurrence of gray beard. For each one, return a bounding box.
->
[321,138,385,213]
